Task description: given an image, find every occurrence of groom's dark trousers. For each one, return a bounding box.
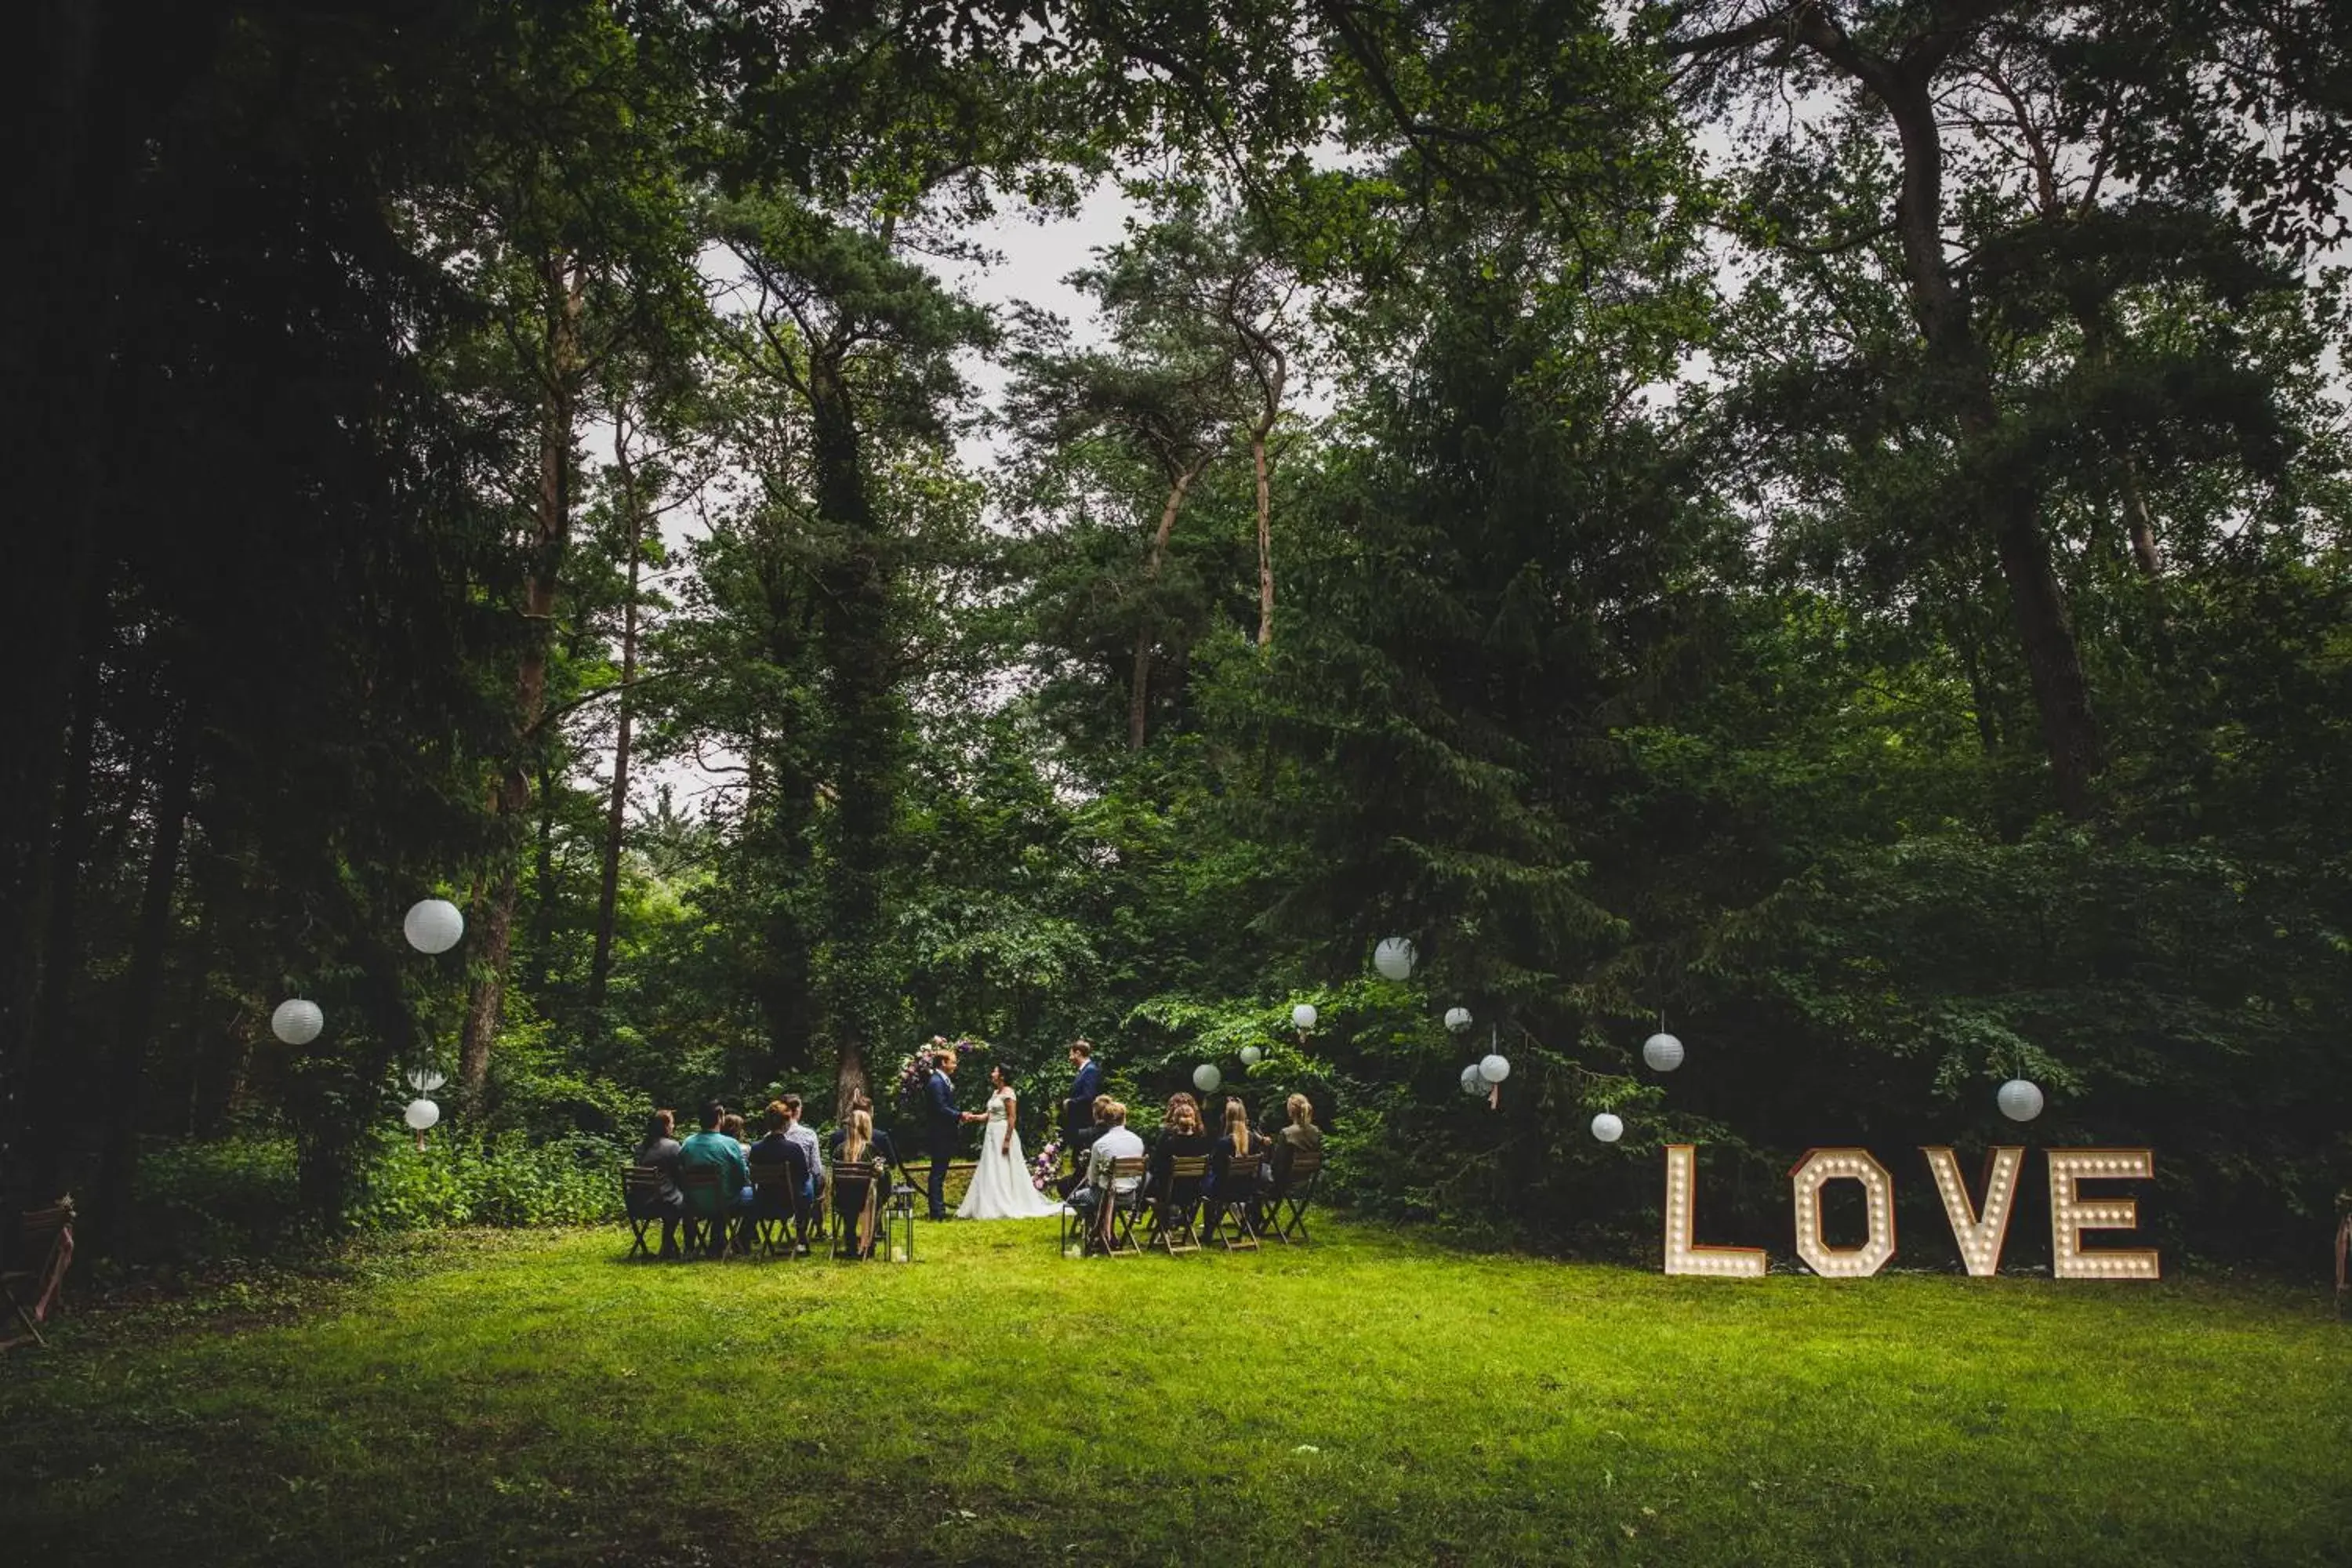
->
[927,1130,955,1219]
[924,1068,961,1219]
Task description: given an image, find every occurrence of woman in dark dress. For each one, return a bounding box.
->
[1149,1093,1215,1182]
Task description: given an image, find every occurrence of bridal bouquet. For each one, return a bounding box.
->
[1030,1138,1062,1193]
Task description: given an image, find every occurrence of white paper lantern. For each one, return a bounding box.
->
[405,1065,447,1094]
[1642,1032,1685,1073]
[1459,1062,1484,1096]
[1996,1078,2045,1123]
[1591,1112,1624,1144]
[1444,1006,1472,1034]
[1372,937,1417,982]
[1478,1053,1511,1084]
[1192,1063,1221,1094]
[1240,1044,1263,1066]
[402,898,465,955]
[1290,1004,1318,1032]
[270,999,324,1046]
[403,1098,441,1132]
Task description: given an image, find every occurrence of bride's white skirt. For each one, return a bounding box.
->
[957,1127,1065,1220]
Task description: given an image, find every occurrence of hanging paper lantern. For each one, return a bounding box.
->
[1996,1078,2045,1123]
[1642,1032,1685,1073]
[402,898,465,955]
[1192,1063,1221,1094]
[1478,1053,1511,1084]
[1444,1007,1472,1034]
[1372,937,1417,982]
[1240,1044,1263,1066]
[1459,1062,1485,1096]
[1290,1004,1318,1032]
[270,999,324,1046]
[1591,1112,1625,1144]
[403,1098,441,1132]
[405,1065,447,1094]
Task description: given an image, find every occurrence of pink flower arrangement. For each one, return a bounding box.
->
[1030,1138,1063,1193]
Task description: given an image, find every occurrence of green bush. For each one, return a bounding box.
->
[136,1126,626,1261]
[350,1127,626,1232]
[137,1135,311,1261]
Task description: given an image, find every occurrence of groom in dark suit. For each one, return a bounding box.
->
[1057,1040,1103,1200]
[924,1048,977,1220]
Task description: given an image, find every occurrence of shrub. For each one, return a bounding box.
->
[350,1127,626,1232]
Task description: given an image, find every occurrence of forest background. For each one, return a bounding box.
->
[5,0,2349,1272]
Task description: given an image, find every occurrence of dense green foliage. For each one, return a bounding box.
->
[5,1223,2349,1564]
[5,0,2350,1269]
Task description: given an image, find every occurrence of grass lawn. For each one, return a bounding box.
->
[4,1218,2348,1566]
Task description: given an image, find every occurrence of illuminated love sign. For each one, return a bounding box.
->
[1663,1145,2159,1280]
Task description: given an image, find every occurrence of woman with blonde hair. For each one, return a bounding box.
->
[828,1090,898,1170]
[1264,1092,1323,1221]
[833,1107,880,1258]
[1205,1095,1269,1200]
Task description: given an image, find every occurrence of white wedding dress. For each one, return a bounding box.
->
[956,1088,1064,1220]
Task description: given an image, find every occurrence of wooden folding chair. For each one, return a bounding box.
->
[1206,1145,1265,1251]
[746,1164,800,1258]
[1144,1155,1210,1256]
[2,1198,75,1352]
[1100,1156,1149,1258]
[830,1161,880,1261]
[674,1167,737,1259]
[1269,1149,1323,1245]
[621,1164,668,1258]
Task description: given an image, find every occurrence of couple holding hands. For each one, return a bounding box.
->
[911,1040,1100,1221]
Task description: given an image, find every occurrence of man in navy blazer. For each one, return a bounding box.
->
[1056,1040,1103,1199]
[924,1049,978,1220]
[1062,1040,1102,1142]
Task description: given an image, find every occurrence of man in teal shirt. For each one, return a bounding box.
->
[677,1100,750,1254]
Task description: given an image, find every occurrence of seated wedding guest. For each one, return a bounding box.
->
[779,1094,824,1206]
[1068,1099,1145,1243]
[833,1108,882,1258]
[748,1102,815,1250]
[1206,1096,1267,1198]
[1149,1092,1214,1185]
[1265,1092,1323,1215]
[719,1112,756,1209]
[677,1100,750,1255]
[1056,1091,1115,1201]
[829,1091,899,1170]
[630,1109,687,1259]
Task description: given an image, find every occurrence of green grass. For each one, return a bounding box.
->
[5,1219,2348,1566]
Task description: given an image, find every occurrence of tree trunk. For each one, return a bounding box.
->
[527,753,558,990]
[1254,432,1276,648]
[21,609,105,1200]
[1988,502,2102,817]
[459,815,521,1098]
[93,724,196,1254]
[460,256,586,1097]
[2120,458,2163,579]
[809,350,893,1123]
[1882,71,2101,817]
[587,429,646,1020]
[1128,454,1210,751]
[1249,354,1285,650]
[1,0,205,1235]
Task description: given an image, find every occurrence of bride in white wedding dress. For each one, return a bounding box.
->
[957,1064,1065,1220]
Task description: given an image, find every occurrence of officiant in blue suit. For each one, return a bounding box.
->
[1057,1040,1103,1199]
